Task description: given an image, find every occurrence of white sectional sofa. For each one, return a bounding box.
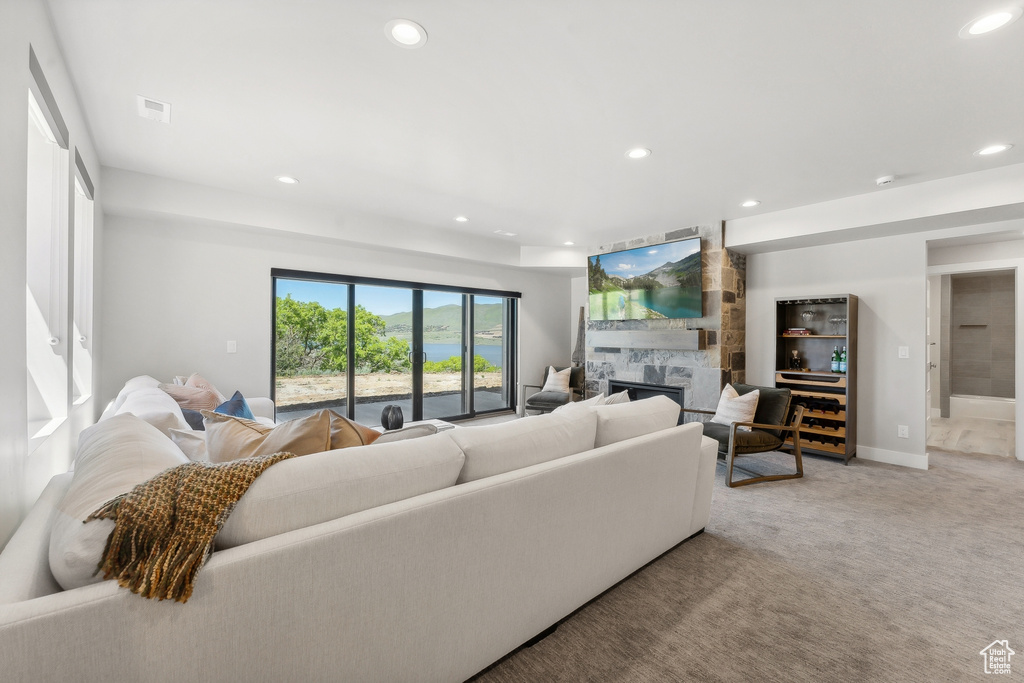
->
[0,380,716,682]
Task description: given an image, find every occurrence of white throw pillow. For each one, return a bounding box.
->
[553,393,604,413]
[169,427,208,461]
[450,410,598,483]
[710,384,759,431]
[49,414,189,590]
[114,386,190,436]
[600,390,631,405]
[593,395,681,448]
[540,366,571,393]
[217,433,465,549]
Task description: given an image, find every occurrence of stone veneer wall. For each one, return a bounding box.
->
[585,223,747,412]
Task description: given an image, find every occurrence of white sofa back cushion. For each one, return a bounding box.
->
[450,410,598,484]
[110,374,161,412]
[593,395,682,448]
[49,414,189,590]
[114,386,190,436]
[216,433,466,549]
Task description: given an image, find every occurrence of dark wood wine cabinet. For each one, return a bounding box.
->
[774,294,858,464]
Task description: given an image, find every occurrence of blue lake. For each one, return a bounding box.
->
[425,343,503,366]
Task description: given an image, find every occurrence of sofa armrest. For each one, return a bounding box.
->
[247,397,276,422]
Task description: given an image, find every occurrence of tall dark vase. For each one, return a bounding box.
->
[380,405,404,431]
[571,305,586,366]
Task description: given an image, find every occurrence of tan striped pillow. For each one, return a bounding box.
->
[710,384,759,431]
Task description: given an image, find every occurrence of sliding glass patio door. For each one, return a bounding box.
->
[273,270,518,425]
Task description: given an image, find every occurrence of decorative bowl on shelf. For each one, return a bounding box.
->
[828,314,846,334]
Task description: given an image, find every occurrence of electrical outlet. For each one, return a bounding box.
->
[226,340,237,354]
[897,424,909,438]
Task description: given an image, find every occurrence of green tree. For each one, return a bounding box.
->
[422,354,499,374]
[275,295,411,376]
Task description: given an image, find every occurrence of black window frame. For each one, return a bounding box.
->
[271,268,520,422]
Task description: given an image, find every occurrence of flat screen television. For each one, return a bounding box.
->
[587,237,702,320]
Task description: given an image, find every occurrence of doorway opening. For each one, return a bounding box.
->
[926,269,1016,458]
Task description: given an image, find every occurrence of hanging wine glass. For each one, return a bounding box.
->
[828,314,843,335]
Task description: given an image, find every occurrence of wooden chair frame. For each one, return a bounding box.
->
[682,404,805,487]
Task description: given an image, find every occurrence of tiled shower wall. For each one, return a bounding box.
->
[950,270,1015,398]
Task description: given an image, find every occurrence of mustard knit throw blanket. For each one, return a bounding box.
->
[86,451,296,603]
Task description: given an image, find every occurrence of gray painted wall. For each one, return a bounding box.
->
[0,0,104,547]
[746,232,929,468]
[99,214,572,418]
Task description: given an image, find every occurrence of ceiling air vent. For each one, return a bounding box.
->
[136,95,171,123]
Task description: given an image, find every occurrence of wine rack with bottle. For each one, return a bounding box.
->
[775,294,857,464]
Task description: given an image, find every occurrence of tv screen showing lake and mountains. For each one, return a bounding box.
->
[588,238,702,320]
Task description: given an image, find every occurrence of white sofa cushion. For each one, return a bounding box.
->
[450,410,598,484]
[216,433,467,549]
[49,414,189,590]
[593,394,681,448]
[113,385,190,436]
[111,374,161,411]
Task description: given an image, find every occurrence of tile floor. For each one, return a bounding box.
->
[927,416,1016,458]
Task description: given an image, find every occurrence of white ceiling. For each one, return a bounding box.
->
[46,0,1024,251]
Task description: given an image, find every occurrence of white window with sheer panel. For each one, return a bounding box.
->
[26,50,70,447]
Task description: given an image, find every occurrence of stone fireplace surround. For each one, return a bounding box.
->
[585,223,747,413]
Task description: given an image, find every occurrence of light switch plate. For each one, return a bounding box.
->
[898,346,910,358]
[226,340,237,354]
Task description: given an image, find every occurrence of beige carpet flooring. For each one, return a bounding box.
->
[473,450,1024,682]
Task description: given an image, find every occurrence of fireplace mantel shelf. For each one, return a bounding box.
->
[588,329,707,352]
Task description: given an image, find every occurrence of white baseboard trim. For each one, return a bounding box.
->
[857,446,929,470]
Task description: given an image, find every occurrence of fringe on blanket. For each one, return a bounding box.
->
[86,451,296,603]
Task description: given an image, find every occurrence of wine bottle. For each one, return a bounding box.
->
[839,346,848,374]
[830,346,840,373]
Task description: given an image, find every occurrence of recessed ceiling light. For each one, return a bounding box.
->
[563,241,575,246]
[276,176,299,184]
[974,143,1013,156]
[959,7,1022,37]
[493,229,517,237]
[454,216,469,222]
[626,147,651,159]
[386,19,427,48]
[741,200,760,208]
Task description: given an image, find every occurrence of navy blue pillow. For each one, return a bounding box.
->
[181,408,205,431]
[214,390,255,421]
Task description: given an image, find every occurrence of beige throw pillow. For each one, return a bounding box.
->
[541,366,571,392]
[330,412,382,448]
[202,410,333,463]
[553,393,604,413]
[159,372,227,411]
[710,384,759,431]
